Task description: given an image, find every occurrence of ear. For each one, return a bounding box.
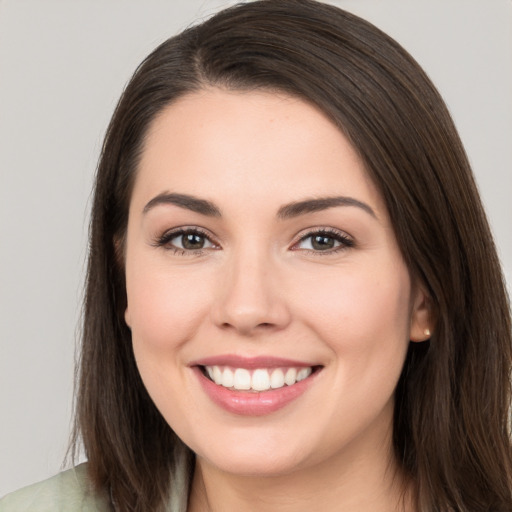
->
[124,306,132,328]
[113,233,131,328]
[409,284,433,342]
[113,232,126,268]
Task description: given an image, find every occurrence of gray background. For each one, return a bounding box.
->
[1,0,511,496]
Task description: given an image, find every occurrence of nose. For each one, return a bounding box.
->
[210,249,291,336]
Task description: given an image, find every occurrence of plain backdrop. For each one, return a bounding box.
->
[1,0,511,497]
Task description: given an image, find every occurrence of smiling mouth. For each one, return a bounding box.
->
[200,365,322,392]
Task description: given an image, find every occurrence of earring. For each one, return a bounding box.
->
[424,328,431,337]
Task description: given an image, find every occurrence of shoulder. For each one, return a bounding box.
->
[0,463,110,512]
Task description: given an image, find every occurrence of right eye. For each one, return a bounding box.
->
[155,228,218,255]
[291,228,354,254]
[170,231,214,250]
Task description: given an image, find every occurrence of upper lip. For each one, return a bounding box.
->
[189,355,319,369]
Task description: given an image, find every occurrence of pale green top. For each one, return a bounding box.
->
[0,462,189,512]
[0,464,110,512]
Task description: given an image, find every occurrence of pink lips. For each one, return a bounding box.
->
[191,355,314,369]
[190,355,320,416]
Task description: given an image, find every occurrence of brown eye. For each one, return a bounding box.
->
[311,234,336,250]
[294,229,354,253]
[181,232,207,250]
[157,228,216,252]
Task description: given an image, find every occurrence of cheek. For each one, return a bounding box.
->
[125,257,213,354]
[289,262,412,451]
[124,258,214,427]
[299,255,411,323]
[294,259,412,377]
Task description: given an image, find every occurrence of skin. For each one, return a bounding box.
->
[124,88,430,511]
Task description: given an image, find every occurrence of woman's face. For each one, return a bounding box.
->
[124,89,429,476]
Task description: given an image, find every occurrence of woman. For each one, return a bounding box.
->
[2,0,511,510]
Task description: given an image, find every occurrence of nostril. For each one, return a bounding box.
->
[220,321,275,330]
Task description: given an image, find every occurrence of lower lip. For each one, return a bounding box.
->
[193,367,318,416]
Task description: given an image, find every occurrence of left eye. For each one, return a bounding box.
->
[166,230,215,251]
[294,231,353,252]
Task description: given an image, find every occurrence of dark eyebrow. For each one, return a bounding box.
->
[143,193,375,220]
[143,192,221,217]
[277,196,376,219]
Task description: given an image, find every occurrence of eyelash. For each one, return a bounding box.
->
[153,227,354,256]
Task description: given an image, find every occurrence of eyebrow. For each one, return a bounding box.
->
[277,196,376,219]
[143,192,221,217]
[143,192,376,219]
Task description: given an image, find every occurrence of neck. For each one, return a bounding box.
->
[187,415,415,512]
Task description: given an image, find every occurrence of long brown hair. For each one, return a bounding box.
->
[71,1,512,510]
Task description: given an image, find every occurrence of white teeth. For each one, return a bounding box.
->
[222,367,234,388]
[270,369,285,389]
[204,365,314,391]
[212,366,223,385]
[284,368,297,386]
[252,369,271,391]
[233,368,251,390]
[297,367,312,381]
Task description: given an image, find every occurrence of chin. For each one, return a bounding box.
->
[186,424,322,477]
[199,449,307,478]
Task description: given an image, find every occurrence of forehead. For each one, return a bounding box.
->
[132,88,385,217]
